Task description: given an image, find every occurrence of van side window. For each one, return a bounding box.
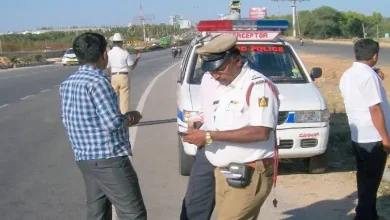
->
[187,53,205,85]
[178,46,192,83]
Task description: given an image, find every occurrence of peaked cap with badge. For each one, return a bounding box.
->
[196,34,238,72]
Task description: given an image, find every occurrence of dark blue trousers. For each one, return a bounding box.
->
[180,147,216,220]
[352,141,387,220]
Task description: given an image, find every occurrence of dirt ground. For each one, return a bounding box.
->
[277,53,390,218]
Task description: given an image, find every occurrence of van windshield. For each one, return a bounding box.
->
[239,44,308,83]
[187,44,308,85]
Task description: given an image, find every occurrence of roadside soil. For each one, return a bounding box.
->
[277,53,390,218]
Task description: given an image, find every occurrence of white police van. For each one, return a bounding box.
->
[176,19,330,176]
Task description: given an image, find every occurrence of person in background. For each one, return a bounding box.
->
[180,57,219,220]
[106,33,141,114]
[339,38,389,220]
[60,32,147,220]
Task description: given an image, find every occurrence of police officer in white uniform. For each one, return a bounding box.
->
[183,34,280,219]
[106,33,141,114]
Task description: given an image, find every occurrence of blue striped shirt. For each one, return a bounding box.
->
[60,65,131,161]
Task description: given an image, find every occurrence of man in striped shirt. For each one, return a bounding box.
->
[60,32,146,220]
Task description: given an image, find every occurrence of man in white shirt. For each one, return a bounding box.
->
[106,33,141,114]
[182,34,280,219]
[180,58,219,220]
[339,38,389,220]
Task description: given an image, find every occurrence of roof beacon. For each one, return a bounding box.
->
[197,20,289,41]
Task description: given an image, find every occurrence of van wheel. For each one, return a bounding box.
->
[178,136,195,176]
[304,153,328,174]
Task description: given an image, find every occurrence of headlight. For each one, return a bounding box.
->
[182,110,199,122]
[294,109,330,123]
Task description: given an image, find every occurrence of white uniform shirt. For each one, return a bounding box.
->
[107,46,135,73]
[205,63,280,167]
[339,62,390,143]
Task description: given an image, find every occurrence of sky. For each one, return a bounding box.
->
[1,0,389,32]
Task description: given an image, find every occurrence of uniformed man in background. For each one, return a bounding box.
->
[182,34,280,219]
[106,33,141,114]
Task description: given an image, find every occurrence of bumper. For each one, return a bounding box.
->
[62,58,79,65]
[277,126,330,158]
[178,121,330,158]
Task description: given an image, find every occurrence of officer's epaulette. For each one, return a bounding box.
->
[251,74,266,85]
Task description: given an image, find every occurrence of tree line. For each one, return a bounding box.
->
[0,24,189,52]
[268,6,390,39]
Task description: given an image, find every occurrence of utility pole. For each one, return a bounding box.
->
[377,24,380,41]
[271,0,309,38]
[362,23,366,38]
[133,1,155,42]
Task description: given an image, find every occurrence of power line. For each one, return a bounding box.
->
[133,1,155,41]
[270,0,309,38]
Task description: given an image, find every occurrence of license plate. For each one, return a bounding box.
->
[296,111,318,122]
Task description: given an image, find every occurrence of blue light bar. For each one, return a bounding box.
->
[256,20,289,31]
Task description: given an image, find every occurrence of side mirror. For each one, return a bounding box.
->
[310,67,322,81]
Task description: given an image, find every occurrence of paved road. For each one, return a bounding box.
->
[0,48,181,220]
[288,40,389,66]
[0,49,175,108]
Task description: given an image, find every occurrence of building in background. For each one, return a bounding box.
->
[249,7,267,19]
[169,15,183,25]
[179,20,191,29]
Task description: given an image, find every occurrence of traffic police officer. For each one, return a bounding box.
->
[182,34,280,219]
[106,33,141,114]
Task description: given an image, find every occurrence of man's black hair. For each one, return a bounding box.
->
[229,47,241,59]
[354,38,380,61]
[72,32,107,64]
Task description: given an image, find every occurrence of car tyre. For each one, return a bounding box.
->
[178,136,195,176]
[304,152,328,174]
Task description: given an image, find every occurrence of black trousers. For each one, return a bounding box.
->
[352,141,387,220]
[77,156,147,220]
[180,147,216,220]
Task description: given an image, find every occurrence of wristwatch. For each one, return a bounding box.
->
[205,131,213,145]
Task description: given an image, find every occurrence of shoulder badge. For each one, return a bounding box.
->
[258,96,268,107]
[251,74,265,85]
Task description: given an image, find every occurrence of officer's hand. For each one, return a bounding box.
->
[379,70,385,80]
[125,111,142,125]
[187,118,203,128]
[182,129,206,147]
[136,52,141,59]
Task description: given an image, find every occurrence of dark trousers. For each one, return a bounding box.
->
[77,156,147,220]
[180,147,216,220]
[352,141,387,220]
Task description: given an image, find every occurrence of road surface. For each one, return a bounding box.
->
[288,40,390,66]
[0,49,181,220]
[0,42,387,219]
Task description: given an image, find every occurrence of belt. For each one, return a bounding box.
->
[111,72,128,75]
[247,157,274,169]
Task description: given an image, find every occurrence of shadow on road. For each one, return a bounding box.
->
[278,112,357,175]
[280,191,390,219]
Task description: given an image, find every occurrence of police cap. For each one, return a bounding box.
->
[196,34,238,72]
